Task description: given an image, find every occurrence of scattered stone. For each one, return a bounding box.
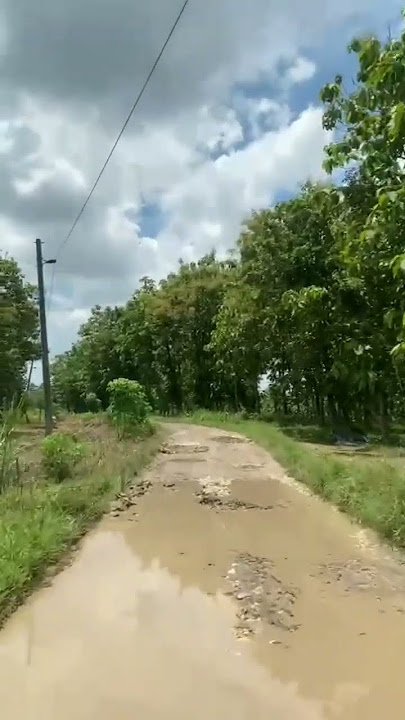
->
[211,435,251,445]
[166,456,207,464]
[196,476,232,503]
[136,479,152,497]
[319,559,378,592]
[226,553,299,639]
[110,478,152,516]
[236,463,265,470]
[196,494,275,512]
[161,443,209,455]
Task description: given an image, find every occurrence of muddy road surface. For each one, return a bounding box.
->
[1,424,405,718]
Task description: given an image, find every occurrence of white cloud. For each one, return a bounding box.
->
[158,106,329,265]
[0,0,401,372]
[195,105,244,153]
[14,158,86,196]
[285,57,317,84]
[234,96,293,139]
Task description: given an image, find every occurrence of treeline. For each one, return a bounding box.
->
[52,27,405,428]
[0,256,39,407]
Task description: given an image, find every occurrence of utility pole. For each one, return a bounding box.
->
[35,239,56,436]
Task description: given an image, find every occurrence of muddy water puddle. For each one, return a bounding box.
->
[1,424,405,718]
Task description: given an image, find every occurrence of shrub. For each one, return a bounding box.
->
[41,433,86,482]
[85,392,102,413]
[107,378,152,438]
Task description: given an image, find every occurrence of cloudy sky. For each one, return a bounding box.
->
[0,0,403,378]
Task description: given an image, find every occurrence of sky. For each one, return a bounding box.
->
[0,0,403,383]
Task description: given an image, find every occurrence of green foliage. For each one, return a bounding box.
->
[0,420,164,624]
[0,405,19,492]
[320,22,405,371]
[41,433,86,482]
[51,347,87,413]
[107,378,152,437]
[25,386,45,420]
[85,392,102,413]
[50,15,405,433]
[52,254,235,416]
[0,255,39,406]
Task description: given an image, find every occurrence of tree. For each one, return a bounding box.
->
[52,255,233,415]
[77,305,124,407]
[0,255,39,407]
[320,21,405,425]
[50,10,405,431]
[51,347,87,413]
[145,253,234,412]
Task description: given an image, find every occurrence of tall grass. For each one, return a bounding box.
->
[0,404,20,491]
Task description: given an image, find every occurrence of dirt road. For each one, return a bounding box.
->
[1,424,405,718]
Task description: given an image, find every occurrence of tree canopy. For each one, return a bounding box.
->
[0,254,39,406]
[51,16,405,431]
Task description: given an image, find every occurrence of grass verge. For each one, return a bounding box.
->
[0,415,163,626]
[165,411,405,550]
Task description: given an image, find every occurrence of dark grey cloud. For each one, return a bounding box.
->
[2,0,389,125]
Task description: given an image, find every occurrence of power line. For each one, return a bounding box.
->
[46,0,189,316]
[55,0,190,259]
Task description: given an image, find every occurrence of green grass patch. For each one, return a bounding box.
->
[0,417,163,625]
[41,432,87,482]
[165,410,405,550]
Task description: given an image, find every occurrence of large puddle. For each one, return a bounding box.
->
[0,529,324,719]
[1,424,405,718]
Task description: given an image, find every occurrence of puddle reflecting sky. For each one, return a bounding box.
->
[0,530,324,719]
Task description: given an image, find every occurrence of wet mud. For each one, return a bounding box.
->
[1,423,405,718]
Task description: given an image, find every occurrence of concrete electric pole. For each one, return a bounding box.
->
[35,239,56,436]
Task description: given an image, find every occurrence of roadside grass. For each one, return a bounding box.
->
[0,414,163,625]
[271,416,405,449]
[163,411,405,550]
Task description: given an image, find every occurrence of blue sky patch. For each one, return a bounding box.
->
[126,201,167,239]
